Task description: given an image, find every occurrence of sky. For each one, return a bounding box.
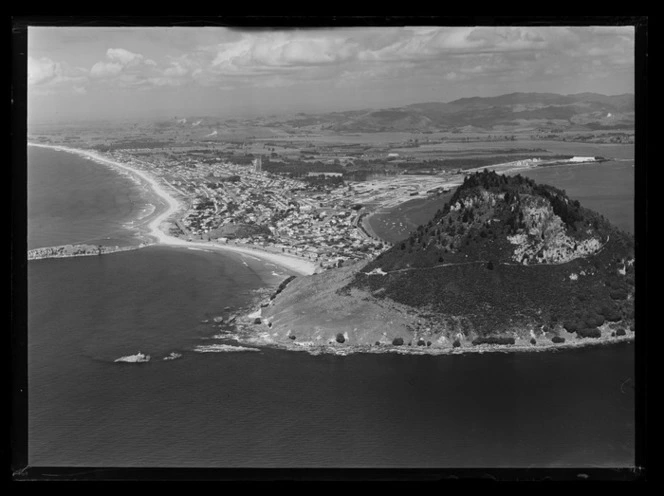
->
[26,25,636,124]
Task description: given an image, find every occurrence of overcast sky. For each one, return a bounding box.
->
[27,25,635,123]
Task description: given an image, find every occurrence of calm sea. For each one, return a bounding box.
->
[26,145,635,468]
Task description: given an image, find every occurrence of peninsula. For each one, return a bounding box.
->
[233,170,635,355]
[27,91,635,355]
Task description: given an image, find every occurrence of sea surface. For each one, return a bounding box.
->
[27,145,151,250]
[26,145,635,468]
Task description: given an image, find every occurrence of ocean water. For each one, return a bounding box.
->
[514,161,635,234]
[27,145,151,250]
[26,146,636,468]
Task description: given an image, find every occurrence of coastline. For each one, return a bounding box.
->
[221,302,636,356]
[240,333,635,357]
[27,143,316,276]
[28,143,635,358]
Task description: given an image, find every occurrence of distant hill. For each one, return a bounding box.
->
[259,171,635,352]
[260,92,634,133]
[148,92,634,135]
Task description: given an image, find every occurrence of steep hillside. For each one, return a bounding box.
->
[347,170,635,340]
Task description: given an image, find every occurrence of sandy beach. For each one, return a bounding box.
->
[28,143,316,276]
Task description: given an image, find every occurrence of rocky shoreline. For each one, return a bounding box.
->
[200,282,636,357]
[214,318,635,357]
[244,334,635,357]
[28,243,145,261]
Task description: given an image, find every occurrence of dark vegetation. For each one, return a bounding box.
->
[344,171,635,339]
[94,140,172,151]
[392,337,404,346]
[472,336,515,346]
[262,158,344,177]
[270,276,296,300]
[336,333,345,344]
[576,328,602,339]
[551,336,565,344]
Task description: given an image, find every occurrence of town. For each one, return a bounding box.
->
[106,149,395,270]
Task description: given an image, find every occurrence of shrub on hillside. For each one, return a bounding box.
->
[616,328,626,336]
[253,318,262,324]
[392,337,404,346]
[417,339,426,346]
[577,327,602,339]
[584,314,605,328]
[530,338,536,345]
[610,289,628,300]
[471,336,515,346]
[453,340,461,348]
[602,307,622,322]
[551,336,565,344]
[289,334,296,340]
[563,321,580,333]
[336,333,345,344]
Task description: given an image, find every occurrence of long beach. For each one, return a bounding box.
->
[28,143,316,276]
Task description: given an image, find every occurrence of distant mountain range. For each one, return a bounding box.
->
[264,92,634,133]
[154,92,634,135]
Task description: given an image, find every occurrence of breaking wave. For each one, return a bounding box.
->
[115,352,151,363]
[192,344,261,353]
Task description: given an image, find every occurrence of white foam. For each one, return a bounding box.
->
[192,344,261,353]
[115,352,151,363]
[163,352,182,361]
[135,203,156,221]
[210,333,240,340]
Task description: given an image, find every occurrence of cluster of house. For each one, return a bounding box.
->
[111,149,389,269]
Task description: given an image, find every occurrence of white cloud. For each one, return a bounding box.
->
[90,47,157,81]
[164,62,188,77]
[90,61,123,77]
[107,48,144,66]
[28,57,62,85]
